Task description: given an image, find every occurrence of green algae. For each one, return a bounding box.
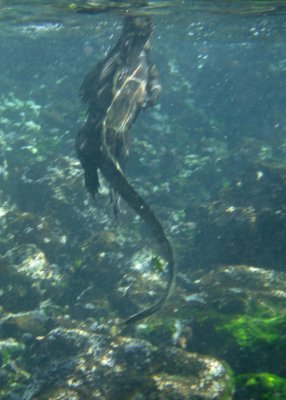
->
[151,255,165,273]
[217,313,286,348]
[0,339,29,398]
[0,339,25,365]
[236,372,286,400]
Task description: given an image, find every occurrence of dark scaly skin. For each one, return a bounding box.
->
[76,16,176,324]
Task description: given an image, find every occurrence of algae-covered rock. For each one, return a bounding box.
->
[152,347,234,400]
[0,256,41,312]
[0,338,25,365]
[135,317,179,346]
[0,338,29,400]
[235,372,286,400]
[10,324,233,400]
[177,265,286,377]
[0,309,50,339]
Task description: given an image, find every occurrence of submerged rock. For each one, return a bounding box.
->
[0,309,50,339]
[185,160,286,271]
[235,372,286,400]
[0,257,41,313]
[3,324,233,400]
[178,265,286,378]
[152,347,233,400]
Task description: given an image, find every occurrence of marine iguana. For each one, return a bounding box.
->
[76,16,176,324]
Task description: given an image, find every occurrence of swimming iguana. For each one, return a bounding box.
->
[76,16,176,324]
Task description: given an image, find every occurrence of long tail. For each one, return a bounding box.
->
[99,126,176,324]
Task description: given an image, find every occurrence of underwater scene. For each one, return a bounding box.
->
[1,1,286,399]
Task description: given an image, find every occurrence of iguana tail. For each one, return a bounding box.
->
[99,125,176,324]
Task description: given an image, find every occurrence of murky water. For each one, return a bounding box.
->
[1,1,286,399]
